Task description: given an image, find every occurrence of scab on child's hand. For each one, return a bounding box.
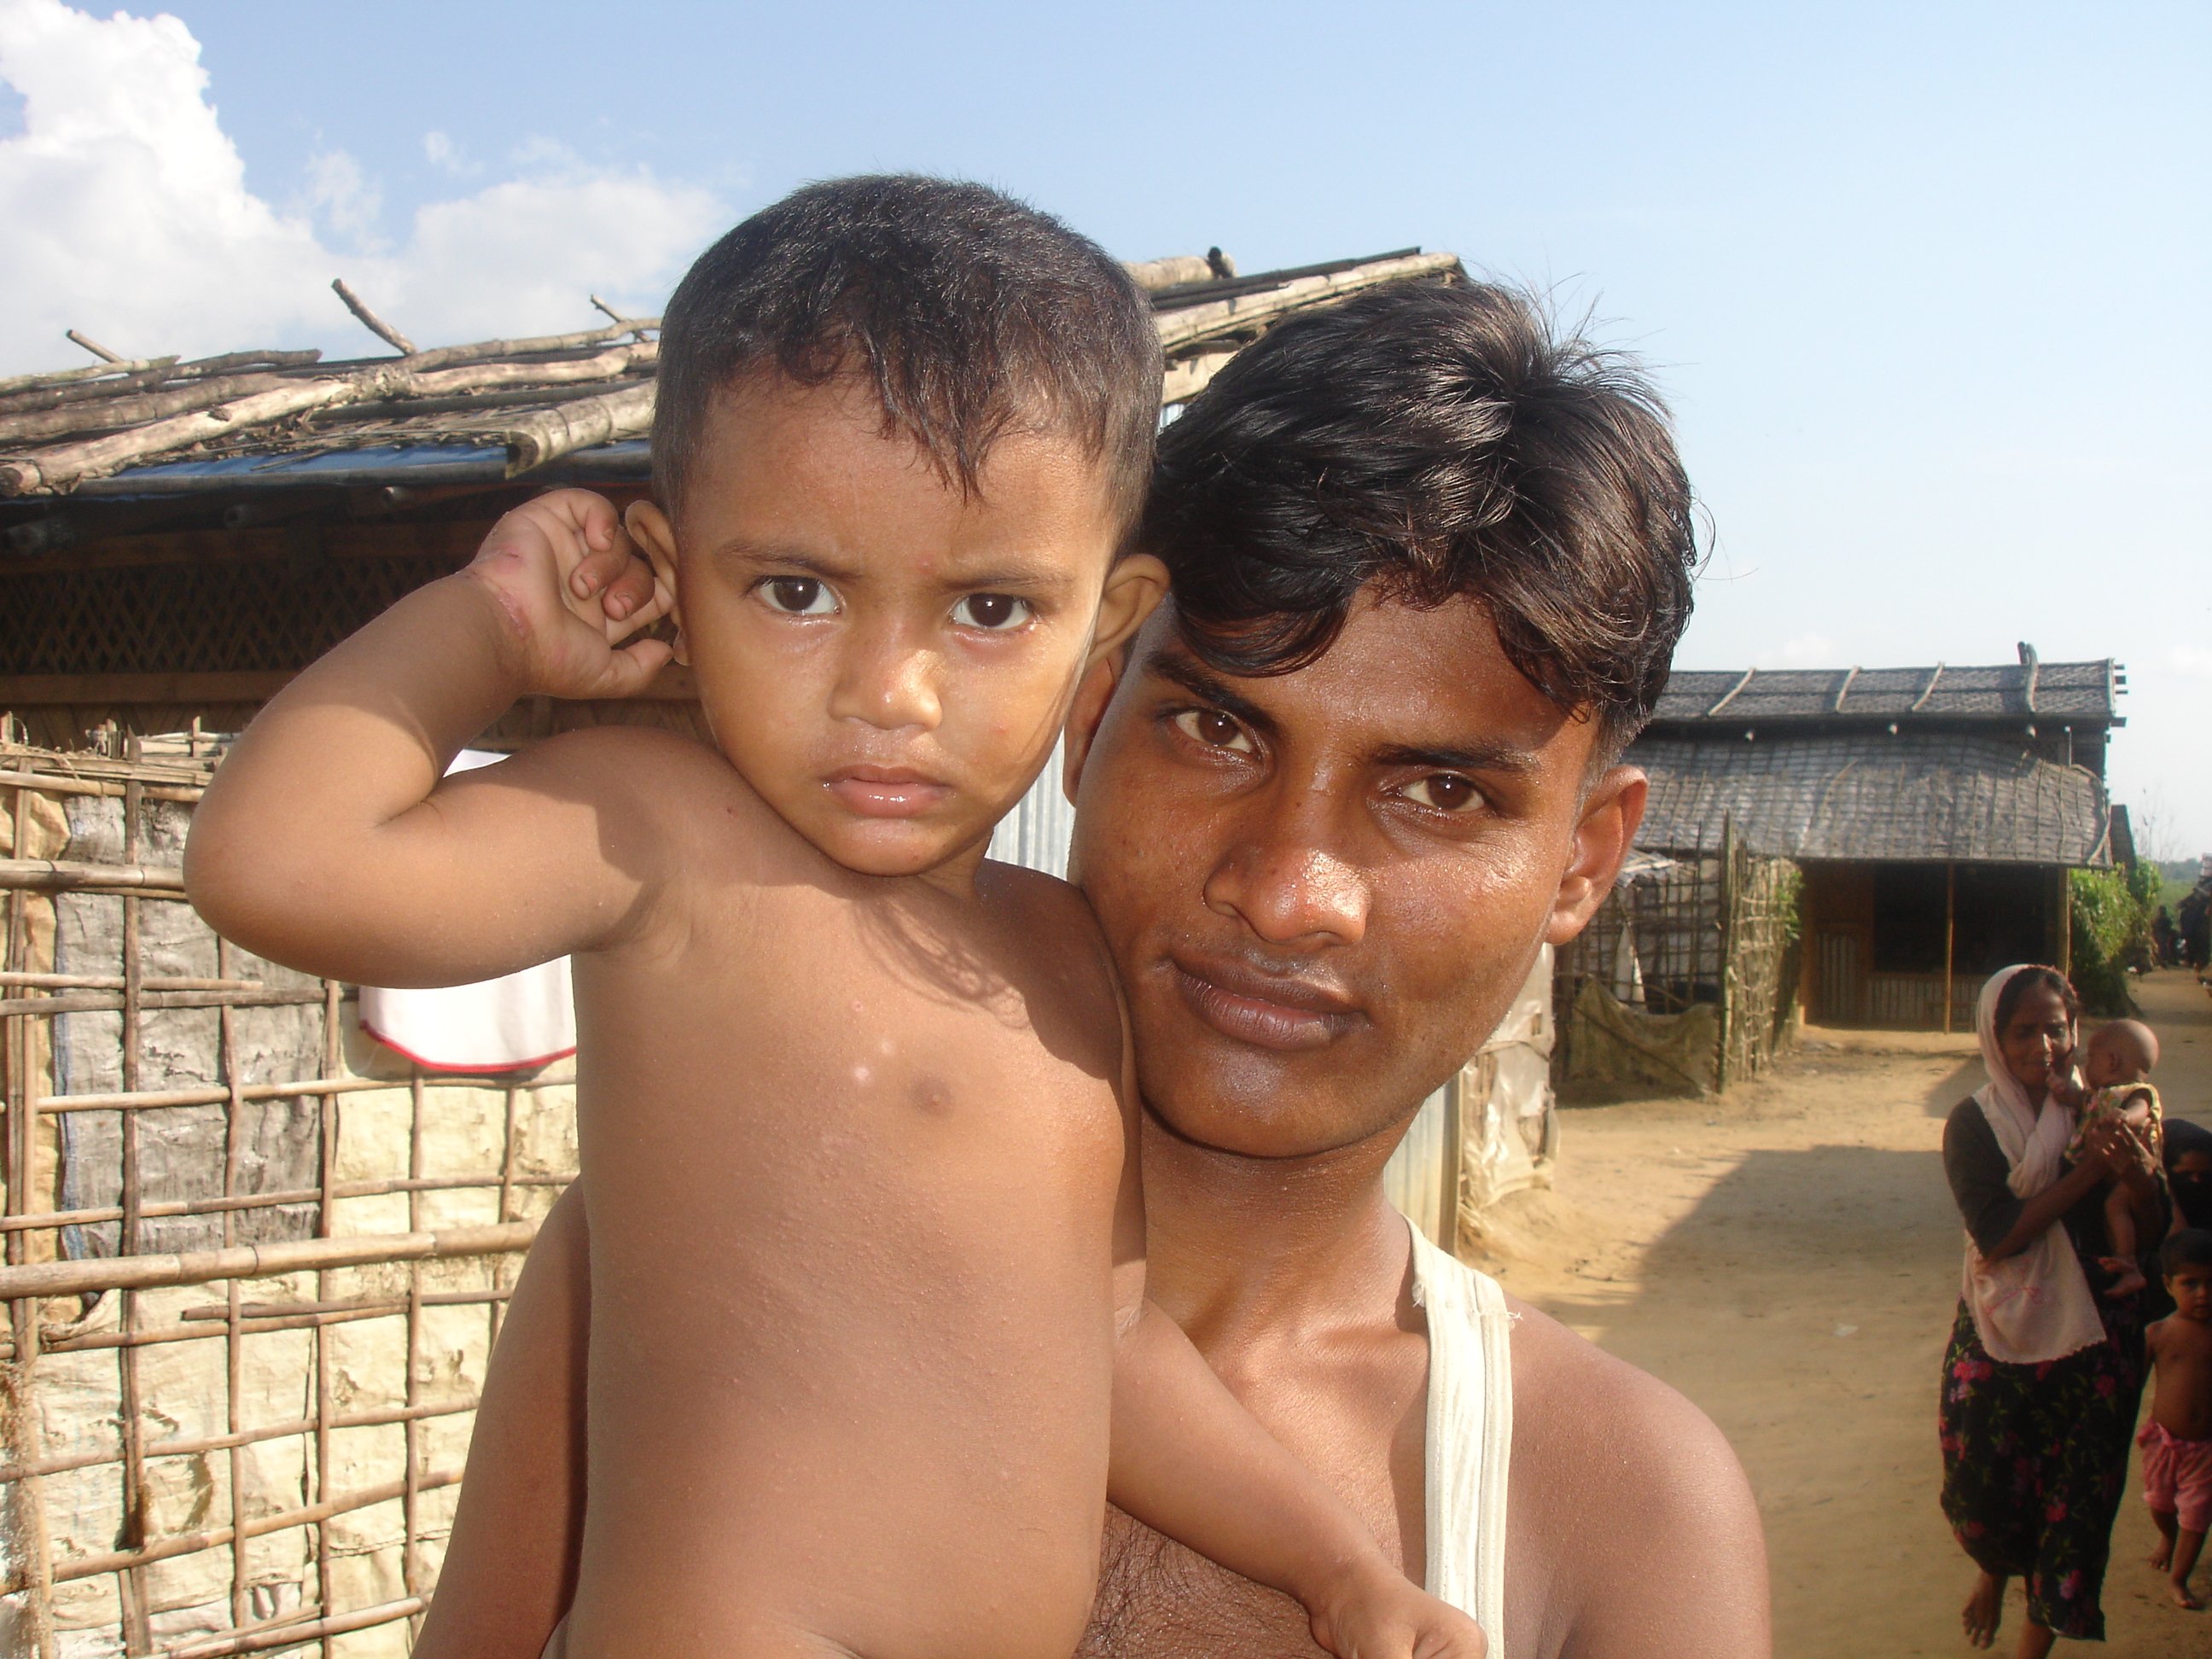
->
[462,488,677,702]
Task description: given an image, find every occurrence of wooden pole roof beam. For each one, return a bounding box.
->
[331,278,417,356]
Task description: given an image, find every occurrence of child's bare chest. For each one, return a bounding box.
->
[574,878,1126,1214]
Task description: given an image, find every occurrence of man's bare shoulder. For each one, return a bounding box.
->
[1501,1289,1770,1657]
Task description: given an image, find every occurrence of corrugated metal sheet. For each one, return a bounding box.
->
[1650,661,2116,726]
[1631,730,2111,865]
[987,738,1075,879]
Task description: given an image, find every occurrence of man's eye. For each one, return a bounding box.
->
[1173,708,1254,754]
[759,577,837,615]
[1401,774,1483,812]
[951,593,1033,631]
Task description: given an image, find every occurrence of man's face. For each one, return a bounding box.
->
[1065,591,1644,1158]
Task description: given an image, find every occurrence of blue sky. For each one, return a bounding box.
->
[5,0,2208,850]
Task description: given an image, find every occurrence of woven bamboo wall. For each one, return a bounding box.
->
[0,747,576,1658]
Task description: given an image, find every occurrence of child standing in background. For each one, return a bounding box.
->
[2143,1229,2212,1610]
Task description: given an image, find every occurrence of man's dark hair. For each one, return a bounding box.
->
[652,175,1161,531]
[1143,280,1697,753]
[2162,1227,2212,1277]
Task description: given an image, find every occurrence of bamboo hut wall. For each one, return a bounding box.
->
[0,749,576,1659]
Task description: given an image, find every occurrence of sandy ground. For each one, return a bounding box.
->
[1468,969,2212,1659]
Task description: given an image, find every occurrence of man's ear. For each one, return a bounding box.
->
[1062,638,1133,806]
[623,499,689,667]
[1089,554,1169,667]
[1545,765,1647,946]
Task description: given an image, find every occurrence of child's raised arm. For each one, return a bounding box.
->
[185,491,675,987]
[1102,1033,1484,1658]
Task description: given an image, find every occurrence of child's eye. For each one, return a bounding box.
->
[1172,708,1254,754]
[1400,774,1484,812]
[951,593,1033,631]
[758,577,838,616]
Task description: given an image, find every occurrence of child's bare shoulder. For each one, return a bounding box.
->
[981,863,1123,1022]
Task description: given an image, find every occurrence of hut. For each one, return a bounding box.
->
[1627,647,2124,1032]
[0,246,1525,1656]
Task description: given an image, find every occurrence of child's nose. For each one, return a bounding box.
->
[829,633,942,731]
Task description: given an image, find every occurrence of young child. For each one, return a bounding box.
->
[2062,1019,2163,1295]
[2142,1228,2212,1610]
[185,178,1482,1659]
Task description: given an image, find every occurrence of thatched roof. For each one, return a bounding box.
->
[0,248,1459,502]
[1629,728,2112,867]
[1651,649,2122,731]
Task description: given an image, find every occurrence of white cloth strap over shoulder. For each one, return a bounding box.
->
[1407,1214,1512,1658]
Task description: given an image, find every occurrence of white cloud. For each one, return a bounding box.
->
[0,0,726,374]
[1752,632,1842,670]
[422,130,474,176]
[2171,645,2212,679]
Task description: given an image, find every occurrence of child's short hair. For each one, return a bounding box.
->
[653,175,1161,533]
[2162,1228,2212,1277]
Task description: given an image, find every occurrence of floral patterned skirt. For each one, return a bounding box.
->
[1938,1298,2145,1640]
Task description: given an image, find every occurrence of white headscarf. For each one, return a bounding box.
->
[1960,964,2107,1364]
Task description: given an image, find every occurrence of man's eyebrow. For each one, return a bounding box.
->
[1144,654,1279,739]
[1372,739,1545,777]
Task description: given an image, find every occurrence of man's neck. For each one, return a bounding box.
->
[1136,1108,1418,1353]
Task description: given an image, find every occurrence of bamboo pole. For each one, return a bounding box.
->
[0,1220,540,1301]
[0,371,299,446]
[165,1593,427,1659]
[116,768,155,1655]
[1942,863,1957,1034]
[0,857,186,894]
[1153,251,1461,351]
[503,377,656,475]
[3,1465,463,1592]
[0,1170,567,1235]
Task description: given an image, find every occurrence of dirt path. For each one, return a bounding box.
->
[1471,969,2212,1658]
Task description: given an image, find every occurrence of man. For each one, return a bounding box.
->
[413,278,1771,1659]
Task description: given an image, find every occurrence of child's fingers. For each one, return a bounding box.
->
[585,637,676,701]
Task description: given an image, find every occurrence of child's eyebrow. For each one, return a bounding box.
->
[708,540,862,581]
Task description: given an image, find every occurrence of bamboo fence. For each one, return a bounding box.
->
[0,748,577,1658]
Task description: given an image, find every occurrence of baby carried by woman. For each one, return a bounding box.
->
[2056,1018,2163,1295]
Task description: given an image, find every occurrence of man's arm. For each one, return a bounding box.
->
[411,1185,592,1659]
[184,491,674,986]
[1507,1300,1770,1658]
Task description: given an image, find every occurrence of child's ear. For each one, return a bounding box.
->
[1090,553,1168,667]
[624,500,689,667]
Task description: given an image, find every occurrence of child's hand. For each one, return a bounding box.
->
[463,490,675,700]
[1307,1555,1487,1659]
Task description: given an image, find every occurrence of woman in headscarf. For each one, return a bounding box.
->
[1941,964,2167,1654]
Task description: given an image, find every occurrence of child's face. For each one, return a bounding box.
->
[2168,1261,2212,1322]
[632,375,1162,882]
[2085,1036,2147,1088]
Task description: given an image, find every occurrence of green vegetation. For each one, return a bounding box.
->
[2069,862,2163,1016]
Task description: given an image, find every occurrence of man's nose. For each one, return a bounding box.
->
[828,622,941,731]
[1202,798,1371,948]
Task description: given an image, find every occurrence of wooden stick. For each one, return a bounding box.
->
[504,377,655,475]
[10,1464,463,1591]
[0,1220,540,1300]
[163,1593,427,1659]
[0,344,656,496]
[0,987,324,1020]
[1153,251,1461,351]
[0,352,321,420]
[0,371,296,446]
[0,973,262,992]
[66,329,124,364]
[0,356,177,399]
[2,1169,565,1234]
[1125,254,1216,293]
[330,279,416,355]
[0,857,184,894]
[405,318,662,372]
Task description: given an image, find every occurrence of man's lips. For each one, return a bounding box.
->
[1167,952,1362,1052]
[823,765,953,818]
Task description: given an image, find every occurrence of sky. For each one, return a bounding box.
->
[3,0,2206,852]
